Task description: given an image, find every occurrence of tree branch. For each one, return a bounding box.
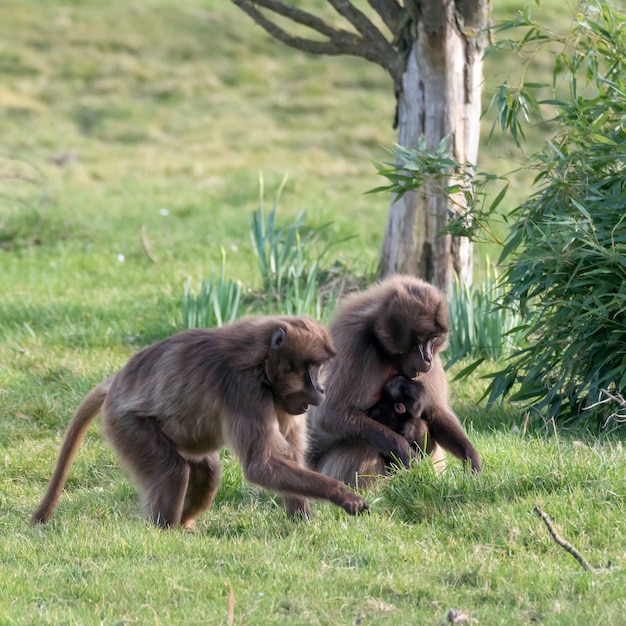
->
[326,0,388,45]
[232,0,358,55]
[366,0,405,34]
[325,0,403,76]
[232,0,405,86]
[235,0,346,39]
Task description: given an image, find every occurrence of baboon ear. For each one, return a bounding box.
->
[270,327,286,350]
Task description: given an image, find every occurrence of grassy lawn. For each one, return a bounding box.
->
[1,0,625,624]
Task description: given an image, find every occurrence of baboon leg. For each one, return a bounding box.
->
[429,443,447,474]
[103,411,190,527]
[180,453,222,530]
[315,441,386,489]
[403,417,430,456]
[283,495,310,519]
[281,421,311,519]
[143,462,189,528]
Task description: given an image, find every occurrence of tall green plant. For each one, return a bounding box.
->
[446,263,523,367]
[249,174,342,319]
[182,176,349,326]
[250,174,333,297]
[250,173,299,296]
[182,248,242,328]
[485,0,626,426]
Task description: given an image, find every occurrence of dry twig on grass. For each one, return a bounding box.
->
[141,225,158,264]
[584,388,626,428]
[533,506,610,573]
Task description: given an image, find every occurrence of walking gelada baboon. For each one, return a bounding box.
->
[31,316,369,528]
[307,275,481,487]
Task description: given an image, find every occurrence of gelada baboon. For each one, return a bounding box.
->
[366,375,427,440]
[366,374,444,465]
[366,375,430,462]
[31,316,369,528]
[307,275,481,487]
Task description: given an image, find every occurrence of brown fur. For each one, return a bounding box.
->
[31,316,369,528]
[307,275,481,487]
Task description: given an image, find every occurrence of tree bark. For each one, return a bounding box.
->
[379,0,488,293]
[232,0,490,292]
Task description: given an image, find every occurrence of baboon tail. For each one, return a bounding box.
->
[31,382,109,524]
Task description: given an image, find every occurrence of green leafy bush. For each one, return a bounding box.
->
[486,1,626,426]
[371,139,510,247]
[371,2,626,427]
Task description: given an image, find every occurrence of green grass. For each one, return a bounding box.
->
[1,0,626,624]
[3,397,626,624]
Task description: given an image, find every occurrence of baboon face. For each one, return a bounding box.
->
[265,323,335,415]
[375,283,449,378]
[397,333,447,378]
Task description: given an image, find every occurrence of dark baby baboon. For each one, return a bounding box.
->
[32,316,369,528]
[366,375,432,464]
[366,375,427,438]
[366,374,451,465]
[307,275,481,487]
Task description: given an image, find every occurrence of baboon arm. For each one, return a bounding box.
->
[428,408,482,473]
[243,454,369,515]
[226,411,368,515]
[320,404,411,466]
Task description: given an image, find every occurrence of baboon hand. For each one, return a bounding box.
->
[392,436,412,468]
[470,453,482,474]
[341,491,370,516]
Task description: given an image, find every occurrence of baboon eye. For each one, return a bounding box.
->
[413,337,425,349]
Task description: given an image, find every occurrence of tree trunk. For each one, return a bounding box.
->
[379,0,487,293]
